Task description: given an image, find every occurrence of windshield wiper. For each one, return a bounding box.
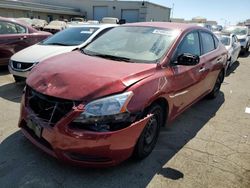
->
[82,50,131,62]
[94,54,131,62]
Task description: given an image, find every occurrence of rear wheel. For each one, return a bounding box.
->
[134,104,164,159]
[207,71,224,99]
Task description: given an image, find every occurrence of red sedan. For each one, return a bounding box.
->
[19,22,227,167]
[0,17,51,66]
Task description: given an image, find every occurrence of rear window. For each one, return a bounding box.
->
[41,27,99,46]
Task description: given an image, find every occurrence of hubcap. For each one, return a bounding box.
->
[144,117,158,145]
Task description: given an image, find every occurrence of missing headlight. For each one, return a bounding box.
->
[69,112,140,132]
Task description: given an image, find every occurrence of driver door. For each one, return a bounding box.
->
[169,31,206,114]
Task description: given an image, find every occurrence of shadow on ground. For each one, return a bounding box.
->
[0,82,25,103]
[0,66,10,76]
[239,51,250,58]
[0,92,225,187]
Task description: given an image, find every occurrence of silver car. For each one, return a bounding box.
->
[223,26,250,54]
[216,33,241,70]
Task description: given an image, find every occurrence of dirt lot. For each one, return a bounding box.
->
[0,54,250,188]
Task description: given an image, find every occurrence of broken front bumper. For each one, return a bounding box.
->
[18,96,151,167]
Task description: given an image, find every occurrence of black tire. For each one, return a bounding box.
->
[133,104,164,159]
[243,46,248,55]
[207,71,224,99]
[13,75,24,83]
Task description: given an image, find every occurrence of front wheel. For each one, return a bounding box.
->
[133,104,164,159]
[206,71,224,99]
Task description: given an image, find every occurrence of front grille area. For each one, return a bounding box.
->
[27,86,80,126]
[22,121,53,151]
[12,60,34,70]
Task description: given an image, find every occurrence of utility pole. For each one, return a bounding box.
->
[171,3,174,19]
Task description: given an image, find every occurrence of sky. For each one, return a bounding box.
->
[131,0,250,25]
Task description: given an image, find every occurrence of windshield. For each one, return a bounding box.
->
[218,36,230,46]
[223,27,247,36]
[41,27,99,46]
[83,26,179,63]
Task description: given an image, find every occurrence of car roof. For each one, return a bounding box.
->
[124,22,204,32]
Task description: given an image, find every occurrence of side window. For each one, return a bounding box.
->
[0,21,26,34]
[0,21,17,34]
[213,35,219,48]
[15,24,26,34]
[177,32,201,56]
[200,32,215,54]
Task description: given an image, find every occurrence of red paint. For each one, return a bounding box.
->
[0,17,51,66]
[19,22,227,167]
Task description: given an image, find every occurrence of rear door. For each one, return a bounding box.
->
[199,31,223,92]
[0,20,29,65]
[169,31,207,113]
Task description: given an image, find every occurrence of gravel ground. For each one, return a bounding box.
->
[0,53,250,188]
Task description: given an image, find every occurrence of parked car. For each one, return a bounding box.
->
[87,20,100,24]
[216,33,241,70]
[193,23,212,31]
[9,24,116,81]
[223,26,250,54]
[212,25,223,31]
[19,22,227,167]
[32,19,48,30]
[71,17,85,22]
[101,17,119,24]
[0,17,51,66]
[43,20,67,34]
[16,17,33,26]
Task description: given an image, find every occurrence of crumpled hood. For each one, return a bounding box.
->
[11,44,77,63]
[27,51,156,101]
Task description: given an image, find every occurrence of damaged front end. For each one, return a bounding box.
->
[19,86,151,166]
[24,86,141,132]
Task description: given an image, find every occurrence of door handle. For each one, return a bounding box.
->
[199,67,206,73]
[20,36,27,40]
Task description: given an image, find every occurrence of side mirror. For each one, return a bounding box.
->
[174,53,200,66]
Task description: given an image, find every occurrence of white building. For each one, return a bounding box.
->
[0,0,171,23]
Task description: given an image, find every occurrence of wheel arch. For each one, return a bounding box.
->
[145,97,169,127]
